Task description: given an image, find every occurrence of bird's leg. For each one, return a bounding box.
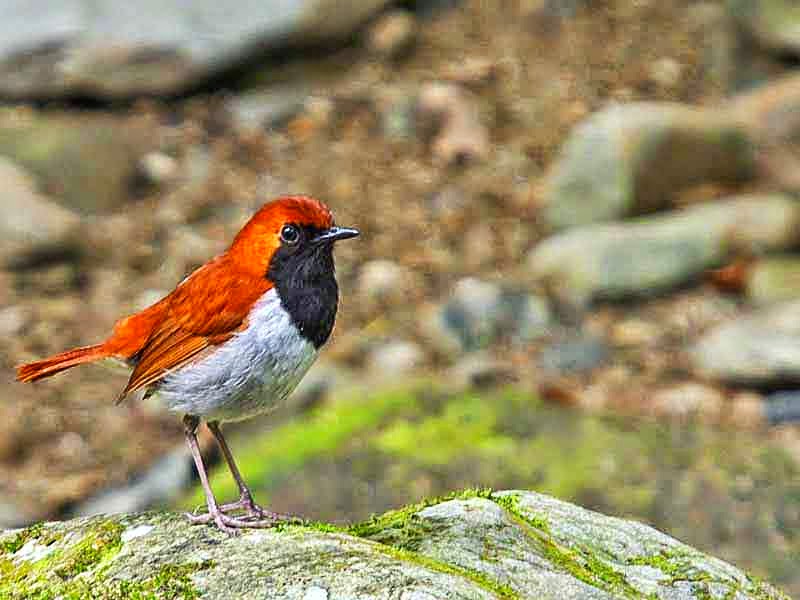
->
[206,421,296,523]
[181,414,237,535]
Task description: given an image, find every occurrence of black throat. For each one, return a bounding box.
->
[267,228,339,349]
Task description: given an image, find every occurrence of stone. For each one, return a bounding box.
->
[137,151,178,185]
[764,391,800,425]
[357,259,417,311]
[539,334,609,375]
[417,82,489,167]
[528,194,800,310]
[746,255,800,305]
[226,87,310,131]
[0,0,393,100]
[649,383,725,422]
[0,158,81,267]
[728,0,800,55]
[423,281,552,355]
[0,491,785,599]
[448,352,515,389]
[366,10,418,60]
[0,110,156,213]
[692,300,800,386]
[729,74,800,190]
[542,103,755,229]
[366,340,425,376]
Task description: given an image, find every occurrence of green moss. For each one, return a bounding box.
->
[492,493,644,599]
[348,487,493,541]
[628,551,789,600]
[0,523,45,555]
[184,385,424,508]
[54,521,124,578]
[378,544,520,600]
[346,488,520,598]
[0,517,212,600]
[373,394,512,467]
[108,561,213,600]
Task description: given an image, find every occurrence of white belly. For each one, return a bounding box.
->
[156,288,318,422]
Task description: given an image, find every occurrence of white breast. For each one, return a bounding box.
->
[156,288,318,422]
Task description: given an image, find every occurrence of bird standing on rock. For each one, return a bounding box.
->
[16,195,359,534]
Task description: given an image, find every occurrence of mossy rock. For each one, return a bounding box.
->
[182,384,800,595]
[0,490,788,599]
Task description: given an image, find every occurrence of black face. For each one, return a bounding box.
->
[267,223,356,348]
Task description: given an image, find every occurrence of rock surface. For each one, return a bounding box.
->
[0,490,787,599]
[0,0,391,99]
[692,299,800,386]
[542,103,754,229]
[528,195,800,309]
[728,0,800,55]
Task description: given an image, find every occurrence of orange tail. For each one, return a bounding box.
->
[16,344,109,383]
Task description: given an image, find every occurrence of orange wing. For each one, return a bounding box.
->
[117,256,272,402]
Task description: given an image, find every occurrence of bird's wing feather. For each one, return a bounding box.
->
[118,257,272,401]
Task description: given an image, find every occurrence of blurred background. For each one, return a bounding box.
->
[0,0,799,593]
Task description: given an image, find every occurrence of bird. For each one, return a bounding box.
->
[16,195,359,534]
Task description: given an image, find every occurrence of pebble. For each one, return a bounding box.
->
[539,334,609,376]
[764,391,800,425]
[357,259,417,311]
[0,158,81,268]
[366,10,418,60]
[366,340,425,376]
[138,152,178,185]
[649,383,724,422]
[417,82,489,167]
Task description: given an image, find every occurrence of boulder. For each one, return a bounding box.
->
[0,0,392,100]
[528,194,800,310]
[692,299,800,386]
[0,490,787,599]
[542,103,754,229]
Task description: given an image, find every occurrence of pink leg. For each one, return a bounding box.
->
[183,418,297,529]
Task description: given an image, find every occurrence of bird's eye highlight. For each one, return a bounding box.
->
[280,224,300,245]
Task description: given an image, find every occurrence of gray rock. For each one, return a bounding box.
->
[0,158,81,267]
[542,103,754,229]
[728,0,800,55]
[0,490,784,598]
[0,0,392,100]
[764,391,800,425]
[692,300,800,386]
[432,278,552,353]
[528,194,800,310]
[539,334,609,375]
[0,110,156,213]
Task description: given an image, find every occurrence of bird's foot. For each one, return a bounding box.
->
[185,492,299,531]
[184,509,294,532]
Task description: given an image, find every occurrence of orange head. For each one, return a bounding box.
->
[228,195,358,277]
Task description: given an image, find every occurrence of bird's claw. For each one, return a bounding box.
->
[184,493,299,532]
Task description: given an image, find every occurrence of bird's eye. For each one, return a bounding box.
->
[280,224,300,245]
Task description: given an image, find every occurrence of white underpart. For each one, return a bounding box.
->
[156,288,317,422]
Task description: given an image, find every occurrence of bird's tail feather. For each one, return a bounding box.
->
[16,344,109,383]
